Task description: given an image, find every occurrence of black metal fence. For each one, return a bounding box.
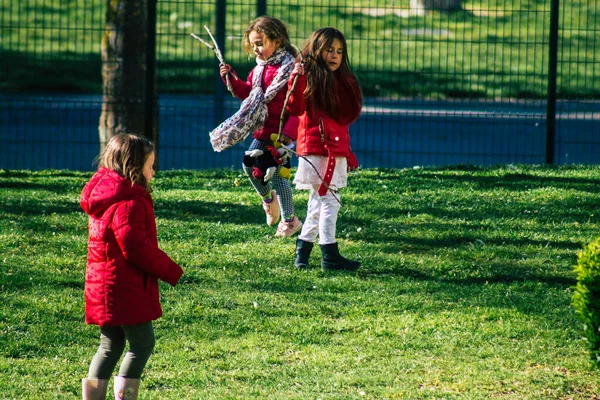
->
[1,0,598,171]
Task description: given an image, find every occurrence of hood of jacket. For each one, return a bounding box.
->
[80,168,147,218]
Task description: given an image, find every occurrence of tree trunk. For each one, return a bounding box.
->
[98,0,157,153]
[411,0,462,12]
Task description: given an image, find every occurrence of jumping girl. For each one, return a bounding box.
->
[218,16,302,237]
[286,27,362,271]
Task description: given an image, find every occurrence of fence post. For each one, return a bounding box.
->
[256,0,266,16]
[213,0,227,127]
[546,0,560,164]
[145,0,159,167]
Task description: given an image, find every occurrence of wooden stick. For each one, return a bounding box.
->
[204,26,233,95]
[190,30,234,96]
[280,143,343,207]
[277,45,303,143]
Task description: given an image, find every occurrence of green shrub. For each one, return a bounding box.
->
[572,237,600,369]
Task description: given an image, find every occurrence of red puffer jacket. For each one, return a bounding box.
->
[80,168,183,327]
[286,72,361,166]
[227,63,299,141]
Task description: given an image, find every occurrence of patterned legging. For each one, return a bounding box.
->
[243,138,295,220]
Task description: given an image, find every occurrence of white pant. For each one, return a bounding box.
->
[298,185,341,245]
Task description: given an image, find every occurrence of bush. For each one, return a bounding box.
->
[572,237,600,369]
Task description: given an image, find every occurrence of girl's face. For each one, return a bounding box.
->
[248,30,279,61]
[321,39,344,72]
[143,152,155,183]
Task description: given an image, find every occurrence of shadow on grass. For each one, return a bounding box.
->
[345,169,600,229]
[360,231,584,252]
[0,50,101,93]
[1,261,84,291]
[356,260,576,288]
[417,170,600,193]
[154,199,266,226]
[1,200,82,216]
[0,180,86,194]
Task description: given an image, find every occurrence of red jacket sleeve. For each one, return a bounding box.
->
[112,199,183,287]
[223,68,253,100]
[347,149,359,171]
[286,73,307,116]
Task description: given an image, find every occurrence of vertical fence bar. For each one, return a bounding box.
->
[256,0,266,17]
[546,0,560,164]
[214,0,227,126]
[145,0,158,165]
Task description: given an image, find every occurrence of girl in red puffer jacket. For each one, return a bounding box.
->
[286,27,363,272]
[217,16,302,238]
[80,134,183,400]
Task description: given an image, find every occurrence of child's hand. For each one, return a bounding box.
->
[347,151,359,172]
[219,63,231,77]
[292,62,305,76]
[279,135,293,145]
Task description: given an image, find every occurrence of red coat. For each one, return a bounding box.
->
[80,168,183,327]
[286,72,361,166]
[227,63,299,141]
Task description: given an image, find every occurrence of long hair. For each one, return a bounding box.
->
[243,16,298,58]
[98,134,155,192]
[301,27,358,119]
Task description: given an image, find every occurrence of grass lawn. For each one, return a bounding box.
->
[1,165,600,399]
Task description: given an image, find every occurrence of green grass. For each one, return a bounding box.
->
[1,0,598,99]
[2,165,600,399]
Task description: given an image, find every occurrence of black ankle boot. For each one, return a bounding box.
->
[294,239,314,270]
[320,242,360,271]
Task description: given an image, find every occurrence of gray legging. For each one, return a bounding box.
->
[88,322,155,379]
[243,138,295,220]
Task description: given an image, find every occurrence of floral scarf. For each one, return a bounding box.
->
[209,48,295,152]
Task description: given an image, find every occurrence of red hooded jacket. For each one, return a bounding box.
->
[285,72,361,166]
[80,168,183,327]
[227,63,299,141]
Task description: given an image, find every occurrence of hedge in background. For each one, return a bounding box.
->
[573,237,600,369]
